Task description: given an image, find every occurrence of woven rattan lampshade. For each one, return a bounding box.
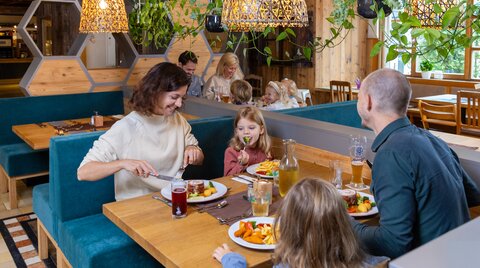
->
[79,0,129,33]
[410,0,458,28]
[222,0,309,32]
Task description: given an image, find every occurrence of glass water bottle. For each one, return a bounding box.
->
[278,139,299,197]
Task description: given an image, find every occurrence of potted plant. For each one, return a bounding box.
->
[420,60,434,79]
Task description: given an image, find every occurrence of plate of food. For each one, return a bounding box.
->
[246,160,280,179]
[338,189,378,217]
[228,217,276,250]
[161,180,227,203]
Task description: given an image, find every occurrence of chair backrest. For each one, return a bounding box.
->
[418,100,457,130]
[457,90,480,134]
[245,74,263,97]
[329,80,352,102]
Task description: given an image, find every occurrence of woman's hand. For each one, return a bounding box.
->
[120,159,157,178]
[212,243,233,263]
[184,145,204,166]
[237,150,249,166]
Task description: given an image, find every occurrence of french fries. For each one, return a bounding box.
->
[255,160,279,176]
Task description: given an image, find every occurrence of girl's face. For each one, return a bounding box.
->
[153,85,187,116]
[223,64,237,79]
[263,86,280,104]
[236,118,264,147]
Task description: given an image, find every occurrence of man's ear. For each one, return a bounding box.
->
[366,94,373,112]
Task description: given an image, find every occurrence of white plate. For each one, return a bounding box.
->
[348,192,378,217]
[160,180,227,204]
[228,217,276,250]
[246,163,277,179]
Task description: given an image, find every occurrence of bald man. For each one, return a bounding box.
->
[352,69,480,258]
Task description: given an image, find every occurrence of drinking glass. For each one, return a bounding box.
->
[347,135,368,190]
[251,179,272,216]
[221,94,231,103]
[171,178,187,219]
[329,160,342,189]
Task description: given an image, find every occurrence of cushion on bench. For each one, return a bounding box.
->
[0,143,48,177]
[278,101,363,129]
[186,116,234,180]
[49,132,115,223]
[33,183,57,241]
[59,214,161,268]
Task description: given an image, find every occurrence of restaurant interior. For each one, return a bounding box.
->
[0,0,479,267]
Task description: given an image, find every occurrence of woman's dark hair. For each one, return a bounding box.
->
[130,62,191,116]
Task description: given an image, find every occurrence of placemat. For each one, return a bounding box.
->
[197,188,282,225]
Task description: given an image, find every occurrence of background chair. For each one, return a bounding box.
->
[297,89,313,106]
[418,100,457,133]
[329,80,352,102]
[457,90,480,136]
[245,74,263,97]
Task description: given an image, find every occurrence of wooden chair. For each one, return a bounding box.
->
[245,74,263,97]
[329,80,352,102]
[418,100,457,131]
[457,90,480,135]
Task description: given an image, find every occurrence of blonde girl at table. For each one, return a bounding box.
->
[261,81,295,111]
[281,78,301,108]
[224,106,272,176]
[77,62,204,201]
[204,52,244,101]
[213,178,390,268]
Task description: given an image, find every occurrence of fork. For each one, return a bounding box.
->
[217,209,252,224]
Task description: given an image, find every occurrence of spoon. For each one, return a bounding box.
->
[198,200,228,213]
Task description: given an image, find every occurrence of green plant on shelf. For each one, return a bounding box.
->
[420,59,433,72]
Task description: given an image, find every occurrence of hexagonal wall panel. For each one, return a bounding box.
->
[19,0,82,57]
[126,57,167,87]
[204,54,222,82]
[27,58,92,96]
[166,33,212,81]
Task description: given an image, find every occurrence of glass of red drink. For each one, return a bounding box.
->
[171,178,187,219]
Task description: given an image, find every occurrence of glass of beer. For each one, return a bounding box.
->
[221,94,230,103]
[347,135,368,190]
[171,178,187,219]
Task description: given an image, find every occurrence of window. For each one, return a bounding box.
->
[384,1,478,80]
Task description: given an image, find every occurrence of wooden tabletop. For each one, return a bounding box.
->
[103,160,374,268]
[431,130,480,152]
[12,117,119,150]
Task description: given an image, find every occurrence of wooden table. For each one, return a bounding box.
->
[12,116,120,150]
[415,94,469,106]
[431,130,480,152]
[311,86,359,104]
[103,160,374,267]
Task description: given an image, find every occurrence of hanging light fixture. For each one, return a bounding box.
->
[409,0,458,28]
[222,0,309,32]
[79,0,129,33]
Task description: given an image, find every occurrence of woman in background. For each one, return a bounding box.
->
[204,52,244,101]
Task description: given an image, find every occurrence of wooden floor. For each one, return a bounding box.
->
[0,181,33,268]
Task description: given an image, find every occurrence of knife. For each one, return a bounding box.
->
[148,173,176,181]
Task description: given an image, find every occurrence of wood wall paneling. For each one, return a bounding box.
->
[28,59,91,96]
[126,57,166,87]
[88,68,129,83]
[92,85,123,92]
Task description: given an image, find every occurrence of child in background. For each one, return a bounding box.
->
[261,81,295,111]
[281,78,301,108]
[230,80,253,105]
[212,178,390,268]
[224,106,272,176]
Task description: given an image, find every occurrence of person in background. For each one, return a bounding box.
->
[178,50,203,97]
[204,52,244,101]
[224,106,272,176]
[353,68,480,258]
[230,80,253,105]
[261,81,295,111]
[281,78,301,107]
[77,62,204,201]
[213,178,390,268]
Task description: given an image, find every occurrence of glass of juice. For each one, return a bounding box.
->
[278,139,299,197]
[171,178,187,219]
[251,180,272,217]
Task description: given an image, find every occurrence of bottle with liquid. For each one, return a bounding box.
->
[278,139,299,197]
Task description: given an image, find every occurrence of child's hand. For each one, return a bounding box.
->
[237,150,249,166]
[212,244,233,263]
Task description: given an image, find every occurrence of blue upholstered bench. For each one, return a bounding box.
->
[0,91,124,209]
[33,115,235,267]
[277,101,364,129]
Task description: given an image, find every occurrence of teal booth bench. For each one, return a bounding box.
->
[277,101,364,129]
[0,91,124,209]
[32,115,234,267]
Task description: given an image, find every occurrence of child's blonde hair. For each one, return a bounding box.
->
[267,81,290,105]
[230,80,252,104]
[282,78,302,103]
[274,178,365,268]
[229,106,271,153]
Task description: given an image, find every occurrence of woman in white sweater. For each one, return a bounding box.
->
[203,52,244,101]
[77,62,204,201]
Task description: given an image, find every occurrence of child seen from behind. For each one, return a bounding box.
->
[224,107,272,176]
[230,80,253,105]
